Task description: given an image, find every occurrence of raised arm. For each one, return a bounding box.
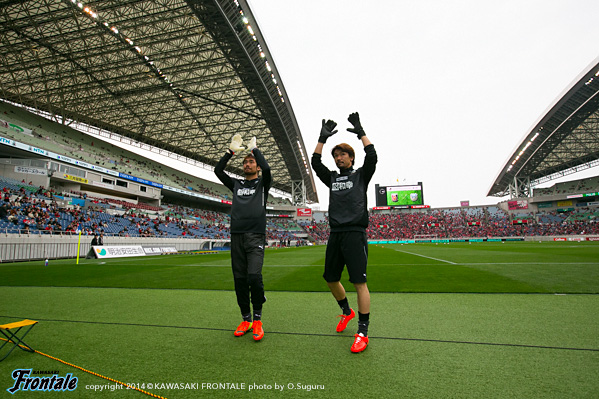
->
[215,134,246,191]
[251,146,271,191]
[311,119,338,187]
[347,112,377,182]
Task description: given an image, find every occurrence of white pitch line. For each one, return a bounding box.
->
[196,262,599,267]
[180,264,320,268]
[461,262,599,266]
[394,249,457,265]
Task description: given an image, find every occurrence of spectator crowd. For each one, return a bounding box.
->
[1,177,598,243]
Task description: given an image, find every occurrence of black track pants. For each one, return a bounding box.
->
[231,233,266,315]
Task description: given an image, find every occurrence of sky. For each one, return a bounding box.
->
[241,0,599,209]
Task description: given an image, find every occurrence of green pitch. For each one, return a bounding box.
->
[1,241,598,293]
[0,241,598,398]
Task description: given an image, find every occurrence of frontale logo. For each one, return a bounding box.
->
[7,369,78,394]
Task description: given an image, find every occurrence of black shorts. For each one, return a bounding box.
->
[323,231,368,284]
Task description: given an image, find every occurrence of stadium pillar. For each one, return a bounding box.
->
[509,175,531,198]
[291,180,306,206]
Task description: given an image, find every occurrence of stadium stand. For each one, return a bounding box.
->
[1,101,231,200]
[298,220,330,243]
[1,101,293,208]
[0,174,305,243]
[533,176,599,197]
[0,177,215,238]
[1,171,598,250]
[366,206,599,240]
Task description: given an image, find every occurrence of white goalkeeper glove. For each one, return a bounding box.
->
[228,134,246,154]
[247,136,257,151]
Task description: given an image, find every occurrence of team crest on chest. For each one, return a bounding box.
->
[332,180,353,191]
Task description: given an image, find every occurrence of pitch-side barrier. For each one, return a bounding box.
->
[0,234,230,263]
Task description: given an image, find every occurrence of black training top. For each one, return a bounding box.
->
[311,144,377,232]
[215,148,271,234]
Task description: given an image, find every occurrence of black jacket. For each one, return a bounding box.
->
[311,144,377,232]
[215,148,271,234]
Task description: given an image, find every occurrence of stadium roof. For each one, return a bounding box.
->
[0,0,318,202]
[488,56,599,198]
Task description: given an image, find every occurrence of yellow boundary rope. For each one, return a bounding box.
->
[1,337,167,399]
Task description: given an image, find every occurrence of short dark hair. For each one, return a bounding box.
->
[331,143,355,164]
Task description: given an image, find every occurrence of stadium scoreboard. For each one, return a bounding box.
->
[375,183,425,208]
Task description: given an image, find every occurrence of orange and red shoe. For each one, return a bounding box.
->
[350,333,369,353]
[252,320,264,341]
[336,308,355,332]
[234,320,252,337]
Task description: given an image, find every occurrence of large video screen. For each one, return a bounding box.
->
[375,183,424,207]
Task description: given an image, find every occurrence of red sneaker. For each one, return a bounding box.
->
[234,321,252,337]
[252,320,264,341]
[351,333,369,353]
[336,308,355,332]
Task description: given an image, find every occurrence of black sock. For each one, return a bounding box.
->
[357,312,370,336]
[242,313,252,322]
[253,309,262,321]
[337,297,351,316]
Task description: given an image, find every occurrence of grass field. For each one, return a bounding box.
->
[0,241,598,398]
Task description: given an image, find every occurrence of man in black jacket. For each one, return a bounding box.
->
[215,134,271,341]
[311,112,377,353]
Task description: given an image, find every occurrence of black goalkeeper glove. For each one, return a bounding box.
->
[347,112,366,139]
[318,119,338,143]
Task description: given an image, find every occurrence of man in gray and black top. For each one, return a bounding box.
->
[215,134,271,341]
[311,112,377,353]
